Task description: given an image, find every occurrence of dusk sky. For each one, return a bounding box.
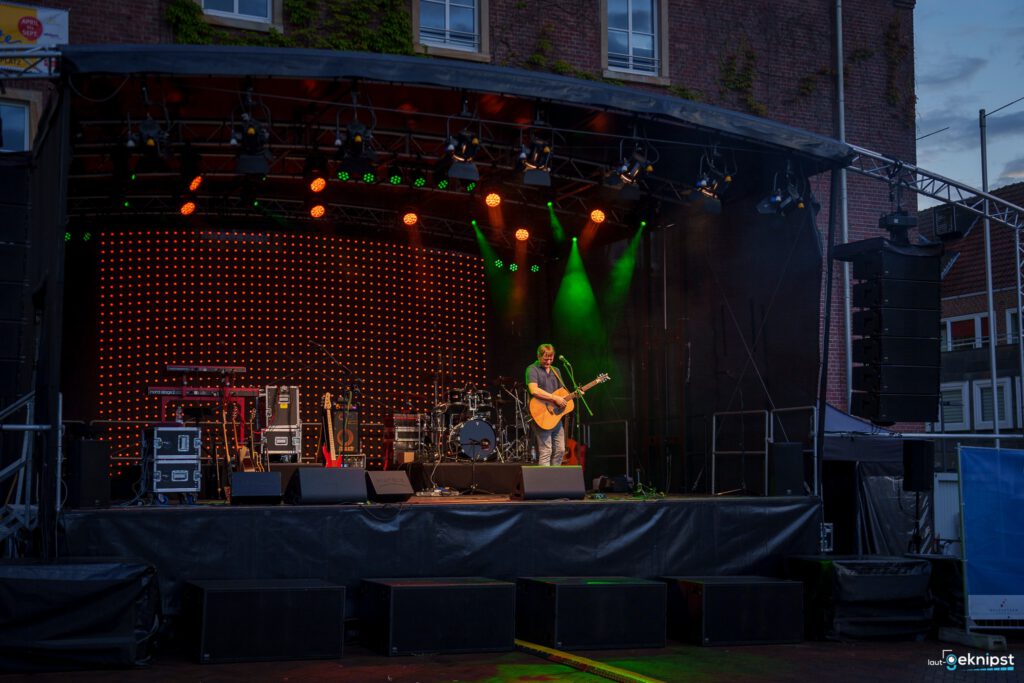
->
[914,2,1024,209]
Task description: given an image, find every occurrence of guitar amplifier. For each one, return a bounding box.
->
[341,454,366,469]
[142,427,202,494]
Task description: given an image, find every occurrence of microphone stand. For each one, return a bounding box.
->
[560,358,593,417]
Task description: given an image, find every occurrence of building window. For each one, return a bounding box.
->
[941,314,989,351]
[419,0,479,52]
[606,0,659,75]
[1006,308,1021,344]
[203,0,270,22]
[932,382,969,431]
[972,378,1012,430]
[0,100,30,152]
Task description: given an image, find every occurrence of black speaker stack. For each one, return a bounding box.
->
[836,235,942,424]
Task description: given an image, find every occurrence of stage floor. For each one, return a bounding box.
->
[61,493,823,619]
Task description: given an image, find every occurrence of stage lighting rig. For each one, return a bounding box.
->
[756,162,809,216]
[607,138,657,201]
[230,86,273,175]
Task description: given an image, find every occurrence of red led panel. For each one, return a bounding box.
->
[95,228,488,471]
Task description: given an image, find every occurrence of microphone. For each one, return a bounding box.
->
[559,355,571,365]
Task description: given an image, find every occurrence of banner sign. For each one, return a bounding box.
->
[0,2,69,73]
[959,446,1024,623]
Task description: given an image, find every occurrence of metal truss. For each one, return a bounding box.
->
[0,46,61,79]
[846,144,1024,231]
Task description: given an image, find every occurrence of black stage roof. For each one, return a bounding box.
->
[59,45,852,250]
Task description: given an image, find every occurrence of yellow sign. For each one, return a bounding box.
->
[0,2,69,73]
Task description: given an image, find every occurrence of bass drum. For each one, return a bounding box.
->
[448,418,496,461]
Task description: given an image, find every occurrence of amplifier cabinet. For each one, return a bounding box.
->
[265,386,301,428]
[665,576,803,646]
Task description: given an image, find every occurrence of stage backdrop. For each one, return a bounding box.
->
[85,228,488,469]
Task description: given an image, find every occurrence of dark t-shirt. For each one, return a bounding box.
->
[526,361,563,395]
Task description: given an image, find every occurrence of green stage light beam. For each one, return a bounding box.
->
[548,202,565,243]
[553,239,610,375]
[603,224,645,330]
[473,220,511,313]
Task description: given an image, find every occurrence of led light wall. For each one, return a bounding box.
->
[96,229,487,469]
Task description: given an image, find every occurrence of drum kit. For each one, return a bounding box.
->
[418,377,534,463]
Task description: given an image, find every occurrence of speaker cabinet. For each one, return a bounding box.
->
[329,408,360,454]
[67,438,110,509]
[229,472,282,505]
[903,440,935,492]
[768,442,804,496]
[361,578,515,655]
[183,579,344,663]
[511,466,585,500]
[284,467,366,504]
[664,576,803,646]
[515,577,666,650]
[365,471,413,503]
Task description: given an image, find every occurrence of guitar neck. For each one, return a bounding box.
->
[570,377,604,398]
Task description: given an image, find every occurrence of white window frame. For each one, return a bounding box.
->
[600,0,669,84]
[1006,307,1021,344]
[930,381,969,432]
[0,99,30,152]
[941,313,990,351]
[197,0,282,32]
[972,378,1012,431]
[413,0,490,62]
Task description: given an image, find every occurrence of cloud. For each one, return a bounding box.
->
[997,155,1024,185]
[918,109,1024,153]
[917,56,988,88]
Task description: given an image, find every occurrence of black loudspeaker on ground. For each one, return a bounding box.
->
[768,442,805,496]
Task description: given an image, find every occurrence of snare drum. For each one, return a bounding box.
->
[448,418,496,461]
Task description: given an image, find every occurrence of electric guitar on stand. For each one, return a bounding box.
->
[231,403,256,472]
[322,392,339,467]
[529,373,610,431]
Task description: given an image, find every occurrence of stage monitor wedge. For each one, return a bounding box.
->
[284,467,366,505]
[512,466,585,501]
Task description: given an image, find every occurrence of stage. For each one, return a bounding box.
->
[59,493,823,618]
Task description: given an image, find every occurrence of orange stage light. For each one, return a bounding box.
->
[590,209,606,224]
[515,228,529,241]
[485,192,502,207]
[179,201,196,216]
[403,212,419,226]
[309,204,326,218]
[309,177,327,193]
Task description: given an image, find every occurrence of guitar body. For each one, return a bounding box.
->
[529,388,575,431]
[528,373,611,431]
[564,437,587,468]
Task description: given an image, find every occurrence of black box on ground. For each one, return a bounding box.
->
[183,579,344,663]
[664,576,803,645]
[360,577,514,655]
[516,577,665,650]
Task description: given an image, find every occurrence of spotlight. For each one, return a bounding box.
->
[485,192,502,208]
[756,164,807,216]
[443,127,481,181]
[402,211,419,226]
[590,209,606,224]
[304,152,328,193]
[336,120,378,181]
[387,161,404,186]
[515,228,530,241]
[617,144,653,185]
[179,200,197,216]
[309,202,326,219]
[519,133,552,187]
[530,264,540,273]
[175,144,202,215]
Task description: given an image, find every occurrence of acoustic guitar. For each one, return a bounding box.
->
[529,373,610,431]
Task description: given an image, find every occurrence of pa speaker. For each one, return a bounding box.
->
[329,409,360,454]
[230,471,282,505]
[903,440,934,492]
[366,471,413,503]
[284,467,366,504]
[665,576,803,646]
[768,442,804,496]
[183,579,344,663]
[511,466,585,500]
[66,438,110,509]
